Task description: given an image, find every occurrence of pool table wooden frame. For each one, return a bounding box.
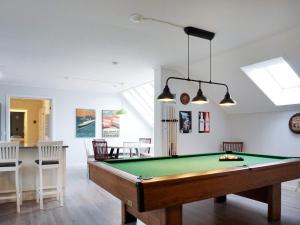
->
[88,154,300,225]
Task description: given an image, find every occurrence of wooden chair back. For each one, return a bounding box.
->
[123,142,140,148]
[38,141,63,163]
[0,142,19,164]
[139,138,151,154]
[123,142,140,157]
[92,140,108,161]
[223,142,243,152]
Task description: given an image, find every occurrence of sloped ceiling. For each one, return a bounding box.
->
[0,0,300,113]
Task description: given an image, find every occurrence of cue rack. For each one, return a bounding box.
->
[161,104,178,156]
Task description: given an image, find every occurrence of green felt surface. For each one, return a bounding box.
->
[104,152,290,179]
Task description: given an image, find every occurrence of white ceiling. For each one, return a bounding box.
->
[0,0,300,112]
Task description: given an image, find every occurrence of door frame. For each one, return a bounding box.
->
[10,109,28,144]
[5,95,55,143]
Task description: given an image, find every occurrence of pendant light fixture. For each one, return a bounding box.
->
[157,84,175,102]
[157,26,236,106]
[191,82,209,104]
[219,91,236,106]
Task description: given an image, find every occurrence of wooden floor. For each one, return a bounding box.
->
[0,167,300,225]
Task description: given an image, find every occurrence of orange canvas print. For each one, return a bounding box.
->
[102,110,120,137]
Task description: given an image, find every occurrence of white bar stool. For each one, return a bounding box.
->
[0,142,22,213]
[35,141,64,210]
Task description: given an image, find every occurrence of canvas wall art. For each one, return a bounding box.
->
[199,111,210,133]
[102,110,120,137]
[76,108,96,138]
[179,111,192,133]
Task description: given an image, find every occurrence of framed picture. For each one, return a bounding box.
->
[179,111,192,133]
[180,93,190,105]
[102,110,120,137]
[289,113,300,134]
[76,109,96,138]
[199,112,210,133]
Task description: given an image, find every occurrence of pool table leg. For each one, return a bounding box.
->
[121,202,137,224]
[214,195,227,203]
[267,183,281,222]
[121,202,182,225]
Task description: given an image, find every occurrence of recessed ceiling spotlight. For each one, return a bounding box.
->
[112,61,119,65]
[129,13,144,23]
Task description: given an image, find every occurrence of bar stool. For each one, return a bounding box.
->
[0,142,22,213]
[35,141,63,210]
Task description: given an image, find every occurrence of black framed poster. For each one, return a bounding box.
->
[179,111,192,133]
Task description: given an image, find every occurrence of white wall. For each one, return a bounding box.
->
[0,84,153,167]
[229,110,300,157]
[156,68,230,155]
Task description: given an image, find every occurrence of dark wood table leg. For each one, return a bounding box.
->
[215,195,227,203]
[109,148,114,158]
[116,148,120,158]
[122,204,182,225]
[267,183,281,222]
[162,205,182,225]
[121,202,137,224]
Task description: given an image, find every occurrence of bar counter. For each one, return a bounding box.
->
[0,145,68,203]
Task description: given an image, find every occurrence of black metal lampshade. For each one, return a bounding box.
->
[157,84,175,102]
[191,88,209,104]
[219,91,236,106]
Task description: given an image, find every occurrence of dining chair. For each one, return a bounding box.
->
[123,142,140,158]
[139,138,152,157]
[92,140,118,160]
[222,142,244,152]
[0,141,22,213]
[84,139,94,159]
[35,141,64,210]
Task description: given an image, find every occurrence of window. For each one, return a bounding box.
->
[241,57,300,106]
[121,82,154,127]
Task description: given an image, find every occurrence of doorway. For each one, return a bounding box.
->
[10,110,27,145]
[7,97,53,146]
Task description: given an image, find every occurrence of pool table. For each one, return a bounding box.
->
[88,152,300,225]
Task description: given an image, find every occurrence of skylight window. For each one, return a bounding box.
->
[121,82,154,127]
[241,57,300,106]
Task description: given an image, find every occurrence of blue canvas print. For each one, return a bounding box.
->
[76,108,96,138]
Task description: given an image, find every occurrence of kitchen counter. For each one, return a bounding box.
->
[0,145,68,203]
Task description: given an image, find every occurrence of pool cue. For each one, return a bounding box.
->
[166,105,168,156]
[174,106,177,155]
[170,105,173,156]
[168,105,170,156]
[173,106,176,155]
[172,106,175,155]
[172,108,176,155]
[163,105,168,155]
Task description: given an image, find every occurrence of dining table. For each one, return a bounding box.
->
[107,143,153,158]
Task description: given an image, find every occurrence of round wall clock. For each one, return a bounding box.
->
[180,93,190,105]
[289,113,300,134]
